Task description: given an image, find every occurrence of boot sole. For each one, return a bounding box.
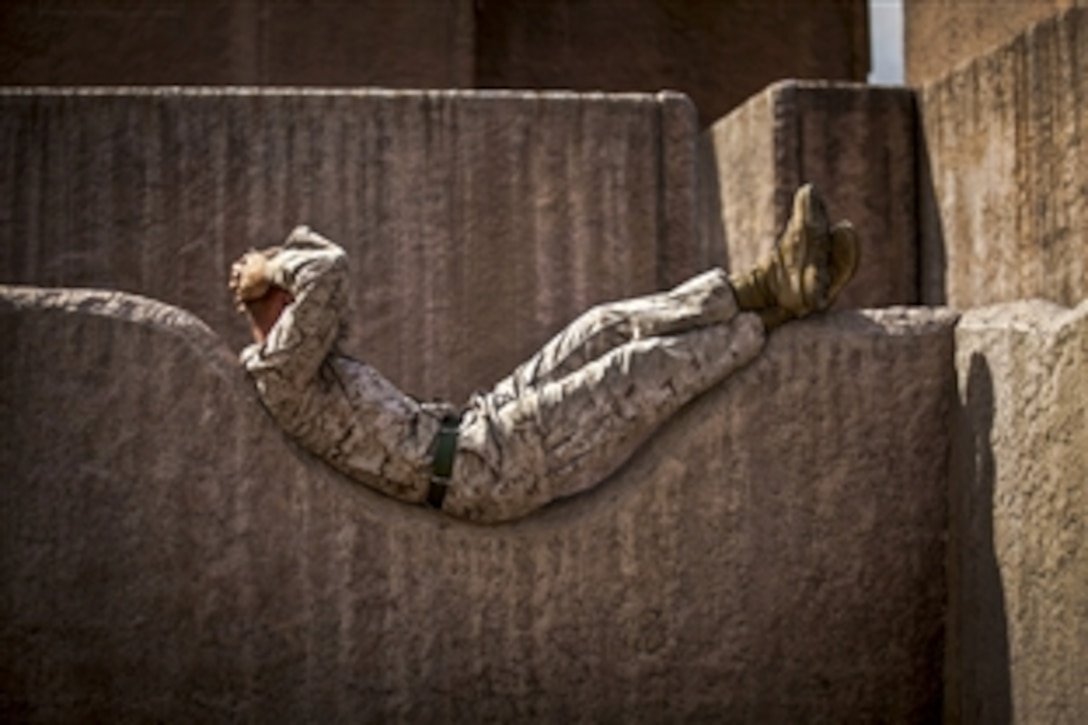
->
[791,183,831,312]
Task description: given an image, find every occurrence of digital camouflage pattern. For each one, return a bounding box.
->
[243,226,764,523]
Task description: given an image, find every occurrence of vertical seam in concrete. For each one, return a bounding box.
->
[907,88,927,306]
[655,92,701,289]
[655,97,669,290]
[916,81,947,306]
[458,0,477,87]
[229,0,261,83]
[1013,31,1030,305]
[773,82,801,233]
[256,0,269,85]
[859,0,873,79]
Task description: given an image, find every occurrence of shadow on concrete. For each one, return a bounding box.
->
[694,132,730,273]
[915,105,948,306]
[948,352,1012,723]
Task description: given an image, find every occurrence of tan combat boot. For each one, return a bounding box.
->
[752,218,861,330]
[730,184,832,323]
[229,245,284,309]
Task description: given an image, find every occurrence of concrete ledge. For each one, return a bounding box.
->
[948,298,1088,723]
[0,287,954,722]
[918,9,1088,308]
[701,81,918,310]
[0,87,700,404]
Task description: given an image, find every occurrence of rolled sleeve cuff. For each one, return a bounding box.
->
[265,225,346,294]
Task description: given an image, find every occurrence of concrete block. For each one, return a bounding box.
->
[0,87,700,404]
[948,299,1088,724]
[905,0,1079,85]
[701,81,919,310]
[918,9,1088,308]
[0,286,956,722]
[474,0,870,127]
[259,0,475,88]
[0,0,475,87]
[0,0,868,126]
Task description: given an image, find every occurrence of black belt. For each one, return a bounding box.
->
[427,413,461,509]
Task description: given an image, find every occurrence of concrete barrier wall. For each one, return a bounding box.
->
[700,81,918,311]
[948,299,1088,724]
[0,0,476,88]
[905,0,1078,85]
[0,286,955,722]
[0,0,868,126]
[474,0,870,128]
[0,88,700,404]
[918,9,1088,309]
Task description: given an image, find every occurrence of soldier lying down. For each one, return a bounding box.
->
[230,185,858,524]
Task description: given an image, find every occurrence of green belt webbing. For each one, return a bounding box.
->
[427,414,461,509]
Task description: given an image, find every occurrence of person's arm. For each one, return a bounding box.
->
[240,226,349,391]
[241,286,294,344]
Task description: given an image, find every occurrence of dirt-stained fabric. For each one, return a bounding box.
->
[241,228,452,504]
[242,227,765,523]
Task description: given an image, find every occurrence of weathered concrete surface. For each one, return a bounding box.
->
[0,0,476,88]
[0,87,700,404]
[0,287,955,722]
[0,0,868,126]
[474,0,870,127]
[905,0,1080,85]
[918,9,1088,309]
[948,299,1088,724]
[701,81,918,310]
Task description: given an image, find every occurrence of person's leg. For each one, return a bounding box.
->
[445,309,765,523]
[239,228,353,427]
[442,184,860,522]
[487,183,846,407]
[487,267,740,406]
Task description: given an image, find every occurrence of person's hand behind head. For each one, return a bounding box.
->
[229,250,272,309]
[241,286,294,344]
[229,247,292,344]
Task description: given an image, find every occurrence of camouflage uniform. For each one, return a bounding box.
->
[243,227,765,523]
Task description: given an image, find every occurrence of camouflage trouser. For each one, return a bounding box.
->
[445,268,765,522]
[243,229,765,524]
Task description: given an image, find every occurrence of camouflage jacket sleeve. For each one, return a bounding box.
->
[241,226,348,391]
[239,227,443,503]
